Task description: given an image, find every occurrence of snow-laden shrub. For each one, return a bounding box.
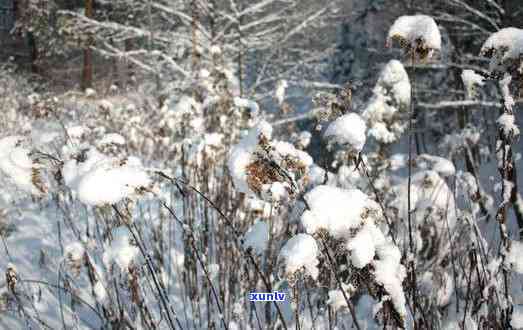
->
[362,60,411,144]
[461,69,485,100]
[392,170,457,259]
[0,136,47,196]
[102,227,139,271]
[300,184,407,321]
[301,185,378,239]
[277,233,320,283]
[387,15,441,60]
[415,154,456,177]
[323,113,367,154]
[481,28,523,76]
[63,148,151,206]
[327,283,355,312]
[228,121,312,202]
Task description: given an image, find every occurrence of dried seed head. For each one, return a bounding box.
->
[5,263,17,293]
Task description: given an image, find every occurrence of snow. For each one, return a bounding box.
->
[324,113,367,152]
[98,133,126,146]
[63,148,150,206]
[97,99,114,111]
[85,88,97,97]
[512,305,523,329]
[243,221,269,255]
[337,163,364,189]
[93,281,107,302]
[77,160,150,206]
[500,74,515,111]
[368,121,396,144]
[67,125,89,139]
[210,45,222,55]
[346,224,377,268]
[188,133,225,166]
[64,242,84,262]
[327,283,355,312]
[234,96,260,116]
[497,113,519,139]
[416,154,456,177]
[228,121,311,200]
[297,131,312,148]
[392,170,457,254]
[228,121,273,195]
[275,80,288,105]
[362,60,410,144]
[419,271,454,307]
[271,141,313,167]
[376,60,411,107]
[387,15,441,56]
[278,233,319,280]
[262,181,290,202]
[461,70,484,99]
[103,227,139,271]
[301,185,378,239]
[506,240,523,274]
[175,95,200,114]
[373,241,407,319]
[31,120,61,145]
[0,135,43,195]
[481,28,523,71]
[390,153,408,170]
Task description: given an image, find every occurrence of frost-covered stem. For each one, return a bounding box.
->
[22,279,105,324]
[319,238,361,330]
[58,264,66,329]
[449,176,460,314]
[294,285,300,330]
[510,167,523,237]
[159,188,229,329]
[358,157,397,245]
[3,235,45,327]
[304,281,316,330]
[462,247,475,327]
[188,238,228,330]
[112,206,180,330]
[265,205,274,327]
[159,173,289,329]
[464,146,491,220]
[496,76,516,326]
[246,250,289,330]
[407,57,418,326]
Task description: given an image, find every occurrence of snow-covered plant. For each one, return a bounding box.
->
[64,150,151,207]
[461,69,485,100]
[300,184,407,323]
[277,233,320,284]
[362,60,411,144]
[229,121,312,203]
[312,83,353,125]
[479,26,523,326]
[481,28,523,80]
[392,169,457,259]
[103,227,139,271]
[301,185,379,239]
[0,136,47,196]
[387,15,442,60]
[323,113,367,155]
